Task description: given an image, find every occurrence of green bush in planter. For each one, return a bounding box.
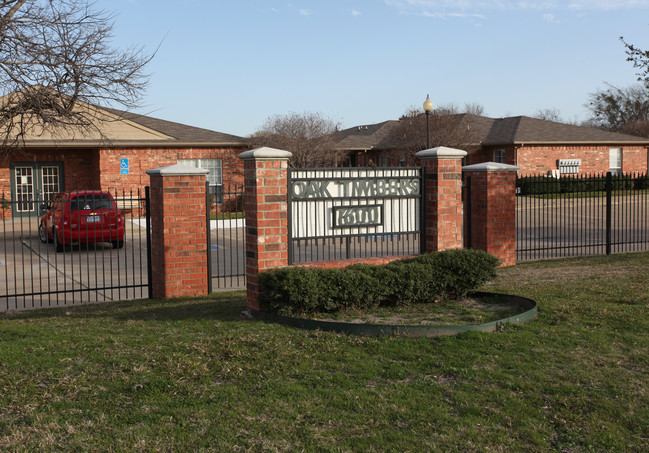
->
[258,248,500,316]
[411,248,499,298]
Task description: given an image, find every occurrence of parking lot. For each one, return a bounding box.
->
[1,217,246,312]
[3,192,647,311]
[1,217,149,311]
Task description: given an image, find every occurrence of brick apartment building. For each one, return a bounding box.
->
[335,114,649,176]
[1,98,250,217]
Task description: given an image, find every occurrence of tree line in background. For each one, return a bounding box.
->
[250,103,486,167]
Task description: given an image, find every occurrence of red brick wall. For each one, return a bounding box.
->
[297,255,414,269]
[99,147,245,194]
[467,144,648,175]
[0,146,247,197]
[0,148,100,194]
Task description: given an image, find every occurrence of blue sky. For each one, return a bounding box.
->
[98,0,649,137]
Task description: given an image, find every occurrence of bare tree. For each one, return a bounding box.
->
[586,83,649,132]
[534,108,563,123]
[252,111,344,167]
[386,105,482,154]
[462,102,484,116]
[0,0,153,150]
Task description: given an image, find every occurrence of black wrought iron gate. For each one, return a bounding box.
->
[514,172,649,262]
[0,189,152,312]
[206,182,246,291]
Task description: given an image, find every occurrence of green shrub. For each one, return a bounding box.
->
[518,174,647,195]
[412,248,499,298]
[258,249,500,316]
[633,174,649,190]
[517,176,561,195]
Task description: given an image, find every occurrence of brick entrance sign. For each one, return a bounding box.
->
[146,164,209,298]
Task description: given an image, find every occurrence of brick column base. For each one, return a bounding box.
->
[146,164,209,298]
[463,162,519,267]
[238,147,292,312]
[416,147,467,252]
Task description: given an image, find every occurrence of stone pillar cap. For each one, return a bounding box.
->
[146,164,209,176]
[416,146,467,159]
[238,147,293,160]
[463,162,520,172]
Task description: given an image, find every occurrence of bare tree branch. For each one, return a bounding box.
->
[252,112,344,167]
[587,83,649,132]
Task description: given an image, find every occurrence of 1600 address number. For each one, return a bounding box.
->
[333,205,383,228]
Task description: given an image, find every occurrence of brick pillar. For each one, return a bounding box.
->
[146,164,209,298]
[463,162,519,267]
[238,147,292,312]
[415,146,467,252]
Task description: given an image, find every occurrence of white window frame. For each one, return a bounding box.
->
[609,148,622,176]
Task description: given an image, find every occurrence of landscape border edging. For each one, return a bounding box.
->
[252,292,537,337]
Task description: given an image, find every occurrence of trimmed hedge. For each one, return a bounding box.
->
[259,249,499,316]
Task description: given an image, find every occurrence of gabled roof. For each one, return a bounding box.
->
[332,120,399,150]
[0,88,248,148]
[335,114,649,151]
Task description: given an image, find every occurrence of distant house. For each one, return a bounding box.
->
[333,121,402,167]
[0,93,250,217]
[334,114,649,175]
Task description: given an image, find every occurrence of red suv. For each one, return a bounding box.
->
[39,191,125,252]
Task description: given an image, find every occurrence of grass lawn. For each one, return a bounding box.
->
[1,252,648,451]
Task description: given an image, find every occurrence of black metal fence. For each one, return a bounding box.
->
[515,172,649,262]
[207,181,246,290]
[0,189,151,311]
[288,166,424,264]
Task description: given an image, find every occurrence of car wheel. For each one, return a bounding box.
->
[38,223,50,243]
[54,228,64,253]
[111,240,124,249]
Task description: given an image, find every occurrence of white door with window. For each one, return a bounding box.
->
[10,162,64,216]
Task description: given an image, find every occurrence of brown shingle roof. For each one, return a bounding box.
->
[103,108,249,146]
[332,120,399,150]
[483,116,649,145]
[335,114,649,151]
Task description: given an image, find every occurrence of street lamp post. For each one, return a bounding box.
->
[423,94,433,149]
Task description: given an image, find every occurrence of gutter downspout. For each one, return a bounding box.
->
[514,145,521,172]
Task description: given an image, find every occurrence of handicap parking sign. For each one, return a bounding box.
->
[120,158,129,175]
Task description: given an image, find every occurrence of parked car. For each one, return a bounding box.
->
[39,191,125,252]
